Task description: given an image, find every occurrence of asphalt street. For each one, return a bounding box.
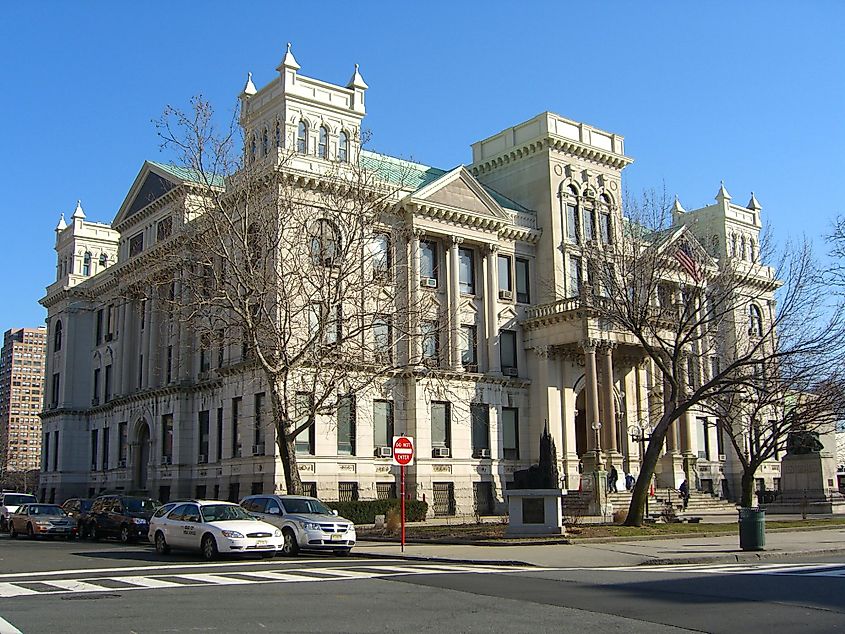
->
[0,535,843,633]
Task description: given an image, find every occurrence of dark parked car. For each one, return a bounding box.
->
[61,498,93,537]
[84,495,160,543]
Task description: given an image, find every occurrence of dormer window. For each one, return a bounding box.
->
[338,131,349,162]
[82,251,92,276]
[318,126,328,159]
[262,128,269,156]
[297,121,307,154]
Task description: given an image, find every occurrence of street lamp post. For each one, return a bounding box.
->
[628,420,653,519]
[592,421,603,472]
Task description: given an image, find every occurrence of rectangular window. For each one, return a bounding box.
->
[93,368,101,404]
[231,398,242,457]
[420,240,438,285]
[431,402,451,451]
[102,427,110,470]
[91,429,99,471]
[51,373,60,407]
[421,320,439,365]
[338,482,359,502]
[138,354,144,388]
[565,204,579,244]
[502,407,519,460]
[710,356,721,380]
[515,258,530,304]
[568,255,582,297]
[716,420,725,456]
[217,329,225,368]
[95,309,104,345]
[118,422,128,463]
[199,411,210,462]
[324,304,341,346]
[373,315,392,364]
[500,329,517,373]
[337,395,355,456]
[373,400,394,450]
[460,324,477,369]
[294,392,315,455]
[52,431,59,471]
[104,364,112,402]
[584,209,595,242]
[156,217,172,242]
[129,232,144,257]
[106,304,116,339]
[166,346,173,383]
[697,417,710,460]
[371,233,391,280]
[162,414,173,461]
[471,403,490,457]
[254,393,265,448]
[497,254,512,294]
[459,247,475,294]
[600,213,612,244]
[216,407,224,462]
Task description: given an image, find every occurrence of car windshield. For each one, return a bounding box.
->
[201,504,254,523]
[29,505,65,516]
[280,498,334,515]
[124,498,159,512]
[4,494,36,506]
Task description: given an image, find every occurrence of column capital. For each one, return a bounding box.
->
[599,340,617,354]
[412,228,425,238]
[450,236,464,247]
[580,338,600,354]
[485,242,499,254]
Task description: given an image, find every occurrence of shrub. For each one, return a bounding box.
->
[326,499,428,524]
[385,508,401,534]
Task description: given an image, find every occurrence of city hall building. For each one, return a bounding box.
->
[39,47,779,513]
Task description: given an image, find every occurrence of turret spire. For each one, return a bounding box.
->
[276,42,300,72]
[55,213,67,231]
[716,181,731,202]
[71,200,85,220]
[747,191,762,211]
[347,63,368,90]
[241,71,257,97]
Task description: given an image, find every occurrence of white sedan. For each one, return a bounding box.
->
[148,500,283,560]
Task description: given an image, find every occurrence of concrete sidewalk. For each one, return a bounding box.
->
[357,526,845,567]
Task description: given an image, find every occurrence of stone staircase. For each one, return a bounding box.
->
[563,489,738,521]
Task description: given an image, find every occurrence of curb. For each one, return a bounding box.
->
[640,546,845,566]
[355,550,533,567]
[357,536,571,547]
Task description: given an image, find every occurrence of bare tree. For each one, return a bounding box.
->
[148,97,447,495]
[583,189,845,525]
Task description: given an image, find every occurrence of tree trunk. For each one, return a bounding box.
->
[625,423,668,526]
[269,385,304,495]
[740,470,756,508]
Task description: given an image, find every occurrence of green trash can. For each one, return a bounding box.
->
[738,507,766,551]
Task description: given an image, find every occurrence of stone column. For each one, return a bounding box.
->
[139,291,152,390]
[117,302,129,396]
[146,286,159,388]
[448,236,463,370]
[663,375,677,452]
[409,230,422,365]
[484,244,500,374]
[600,343,618,455]
[581,339,602,472]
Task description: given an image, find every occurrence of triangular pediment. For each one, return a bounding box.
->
[412,166,509,219]
[656,225,717,275]
[112,161,194,228]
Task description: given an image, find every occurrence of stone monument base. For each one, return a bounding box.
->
[765,453,845,515]
[505,488,567,536]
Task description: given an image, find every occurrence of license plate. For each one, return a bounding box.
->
[256,540,268,546]
[330,534,343,541]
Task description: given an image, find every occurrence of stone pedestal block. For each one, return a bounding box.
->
[505,489,567,536]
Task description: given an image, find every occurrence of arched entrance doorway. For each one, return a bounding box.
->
[575,390,587,459]
[134,421,151,492]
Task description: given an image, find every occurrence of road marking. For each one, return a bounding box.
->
[575,562,845,577]
[0,584,39,598]
[176,573,256,585]
[117,576,184,589]
[236,571,325,582]
[0,615,23,634]
[41,579,115,593]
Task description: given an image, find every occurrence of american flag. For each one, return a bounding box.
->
[674,241,701,281]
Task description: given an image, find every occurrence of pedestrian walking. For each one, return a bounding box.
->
[625,472,635,491]
[608,465,619,493]
[679,479,690,510]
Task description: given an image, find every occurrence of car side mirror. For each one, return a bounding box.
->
[269,507,280,515]
[332,510,339,516]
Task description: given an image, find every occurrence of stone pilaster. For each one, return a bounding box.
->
[484,244,500,374]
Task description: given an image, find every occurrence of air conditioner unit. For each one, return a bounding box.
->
[498,289,513,301]
[377,446,393,458]
[197,455,207,464]
[118,459,127,468]
[503,367,519,377]
[162,456,172,465]
[718,454,727,461]
[421,277,438,288]
[252,443,265,456]
[476,448,491,459]
[432,447,451,458]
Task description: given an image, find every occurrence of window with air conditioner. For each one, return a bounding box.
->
[459,247,475,295]
[500,330,517,375]
[373,400,394,455]
[502,407,519,460]
[471,403,490,458]
[294,392,315,455]
[337,394,356,456]
[198,411,209,463]
[420,240,438,287]
[162,414,173,464]
[431,401,451,456]
[515,258,530,304]
[460,324,477,369]
[497,254,512,298]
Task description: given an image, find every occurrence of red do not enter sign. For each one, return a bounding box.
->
[392,436,415,466]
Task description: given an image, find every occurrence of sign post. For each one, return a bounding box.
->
[392,435,415,552]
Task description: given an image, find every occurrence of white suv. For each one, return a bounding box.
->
[240,495,356,557]
[148,500,283,561]
[1,493,37,532]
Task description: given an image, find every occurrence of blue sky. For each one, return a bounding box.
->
[1,1,843,331]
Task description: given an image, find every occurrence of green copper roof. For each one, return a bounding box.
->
[148,161,225,187]
[360,150,532,213]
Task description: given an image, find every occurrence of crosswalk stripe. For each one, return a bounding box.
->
[232,571,318,582]
[0,584,39,598]
[41,580,114,593]
[175,574,256,585]
[109,576,184,589]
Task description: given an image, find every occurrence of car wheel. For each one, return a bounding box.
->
[9,524,17,539]
[281,528,299,557]
[26,523,35,540]
[119,525,132,544]
[333,548,352,557]
[201,534,219,561]
[154,531,170,555]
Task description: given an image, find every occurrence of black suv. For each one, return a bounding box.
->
[85,495,160,543]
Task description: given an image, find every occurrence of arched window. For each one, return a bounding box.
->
[711,234,719,255]
[740,236,747,260]
[262,128,269,156]
[749,304,763,337]
[749,238,757,262]
[338,131,349,162]
[297,121,307,154]
[318,126,328,159]
[275,122,282,148]
[250,135,257,162]
[99,253,108,267]
[309,219,339,265]
[82,251,92,276]
[54,320,63,352]
[731,234,738,257]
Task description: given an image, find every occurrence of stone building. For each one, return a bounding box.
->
[39,46,781,512]
[0,327,47,483]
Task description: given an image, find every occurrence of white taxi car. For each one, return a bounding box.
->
[148,500,283,561]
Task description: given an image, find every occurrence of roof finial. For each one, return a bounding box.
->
[71,199,85,220]
[716,181,731,202]
[241,71,257,96]
[347,63,368,90]
[672,195,686,214]
[277,42,300,72]
[55,213,67,231]
[747,191,762,211]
